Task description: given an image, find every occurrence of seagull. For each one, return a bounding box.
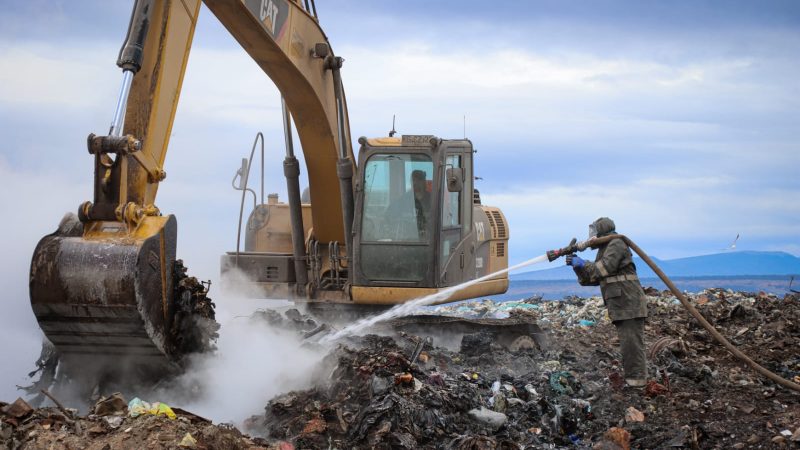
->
[721,233,739,251]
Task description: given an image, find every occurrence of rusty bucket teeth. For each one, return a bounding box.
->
[29,213,180,372]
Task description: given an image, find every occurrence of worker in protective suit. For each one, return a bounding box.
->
[567,217,648,387]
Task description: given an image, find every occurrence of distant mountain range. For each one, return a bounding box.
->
[513,251,800,281]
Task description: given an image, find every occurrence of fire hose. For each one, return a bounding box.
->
[549,234,800,393]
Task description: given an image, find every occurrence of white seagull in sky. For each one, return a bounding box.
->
[722,233,740,251]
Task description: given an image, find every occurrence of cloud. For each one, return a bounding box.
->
[341,43,746,94]
[338,40,798,151]
[483,175,800,261]
[0,41,118,110]
[177,47,283,127]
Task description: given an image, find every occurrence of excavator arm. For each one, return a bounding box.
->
[29,0,354,369]
[90,0,352,241]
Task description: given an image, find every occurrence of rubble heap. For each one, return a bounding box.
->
[248,334,488,448]
[0,395,268,450]
[248,289,800,449]
[3,289,800,449]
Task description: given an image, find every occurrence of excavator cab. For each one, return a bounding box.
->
[354,135,473,287]
[224,133,509,306]
[349,135,509,304]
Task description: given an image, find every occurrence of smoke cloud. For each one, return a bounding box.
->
[153,270,331,425]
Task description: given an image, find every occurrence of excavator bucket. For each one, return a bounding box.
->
[29,213,181,374]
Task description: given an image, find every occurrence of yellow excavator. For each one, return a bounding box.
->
[29,0,511,372]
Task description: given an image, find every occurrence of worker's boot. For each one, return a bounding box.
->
[614,318,648,388]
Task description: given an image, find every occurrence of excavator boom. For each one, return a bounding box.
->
[29,0,354,368]
[206,0,354,243]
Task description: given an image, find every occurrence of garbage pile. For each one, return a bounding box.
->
[4,289,800,449]
[170,259,220,356]
[247,289,800,449]
[0,393,272,450]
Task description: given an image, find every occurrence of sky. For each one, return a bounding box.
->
[0,1,798,397]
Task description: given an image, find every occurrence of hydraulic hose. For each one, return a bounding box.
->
[587,234,800,392]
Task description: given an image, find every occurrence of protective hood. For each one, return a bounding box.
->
[592,217,616,237]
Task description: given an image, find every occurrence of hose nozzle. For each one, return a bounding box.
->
[546,238,578,262]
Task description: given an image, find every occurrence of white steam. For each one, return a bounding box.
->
[156,268,330,425]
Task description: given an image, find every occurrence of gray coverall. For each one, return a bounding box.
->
[574,226,648,381]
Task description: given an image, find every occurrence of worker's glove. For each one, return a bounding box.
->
[566,254,585,269]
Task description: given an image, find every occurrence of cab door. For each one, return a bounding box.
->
[354,151,436,287]
[438,145,473,286]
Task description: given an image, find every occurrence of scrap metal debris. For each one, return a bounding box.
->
[170,259,220,357]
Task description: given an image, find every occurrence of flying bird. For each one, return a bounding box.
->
[721,233,740,251]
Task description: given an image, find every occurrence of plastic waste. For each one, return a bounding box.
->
[93,392,127,416]
[468,406,507,430]
[572,398,592,416]
[127,397,177,420]
[489,380,500,407]
[394,373,413,384]
[524,384,539,399]
[497,301,541,311]
[178,432,197,448]
[488,379,511,412]
[549,371,577,395]
[493,391,507,413]
[550,404,563,434]
[578,319,595,326]
[507,398,526,407]
[624,406,645,423]
[103,416,124,429]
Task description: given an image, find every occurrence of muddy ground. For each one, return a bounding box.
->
[2,289,799,449]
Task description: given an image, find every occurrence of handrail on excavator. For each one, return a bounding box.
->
[234,132,266,265]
